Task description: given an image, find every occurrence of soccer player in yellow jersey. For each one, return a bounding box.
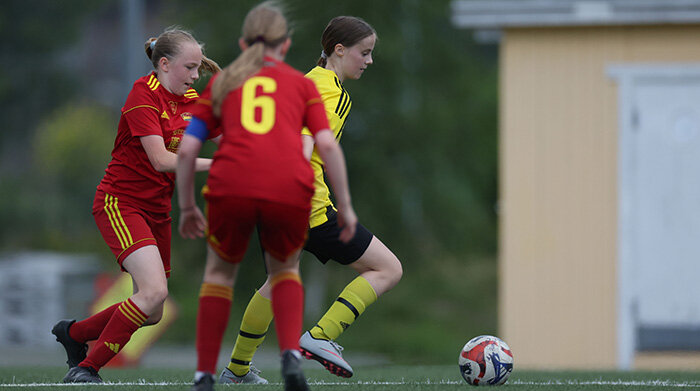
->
[219,16,403,384]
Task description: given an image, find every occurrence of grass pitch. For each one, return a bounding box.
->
[1,365,700,390]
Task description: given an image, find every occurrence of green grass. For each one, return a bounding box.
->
[1,365,700,390]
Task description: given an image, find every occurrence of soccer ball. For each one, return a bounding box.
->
[458,335,513,386]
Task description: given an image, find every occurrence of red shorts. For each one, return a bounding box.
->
[92,189,172,277]
[205,195,310,263]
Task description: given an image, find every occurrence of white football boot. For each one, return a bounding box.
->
[219,365,268,384]
[299,331,353,378]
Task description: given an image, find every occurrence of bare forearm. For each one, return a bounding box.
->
[150,151,210,173]
[176,156,197,210]
[176,135,205,209]
[194,157,212,172]
[302,134,315,160]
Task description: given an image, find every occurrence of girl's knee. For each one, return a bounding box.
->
[142,285,168,308]
[376,254,402,289]
[392,258,403,282]
[386,258,403,287]
[155,285,169,303]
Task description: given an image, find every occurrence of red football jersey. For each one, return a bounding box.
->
[97,72,219,213]
[192,57,329,208]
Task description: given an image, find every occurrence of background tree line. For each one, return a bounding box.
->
[0,0,498,364]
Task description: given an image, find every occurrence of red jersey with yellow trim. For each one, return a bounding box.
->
[192,57,329,208]
[97,72,217,213]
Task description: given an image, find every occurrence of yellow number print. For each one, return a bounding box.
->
[241,76,277,134]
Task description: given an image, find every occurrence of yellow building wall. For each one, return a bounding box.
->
[499,25,700,369]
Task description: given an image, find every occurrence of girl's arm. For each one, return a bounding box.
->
[140,135,212,172]
[313,129,357,242]
[302,134,315,160]
[176,134,207,239]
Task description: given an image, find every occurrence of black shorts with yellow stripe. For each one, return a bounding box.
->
[304,206,373,265]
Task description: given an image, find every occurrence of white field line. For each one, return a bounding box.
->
[509,380,700,387]
[1,379,699,387]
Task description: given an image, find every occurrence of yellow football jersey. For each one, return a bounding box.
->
[301,66,352,227]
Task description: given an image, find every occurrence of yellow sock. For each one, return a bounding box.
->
[227,290,273,376]
[310,276,378,341]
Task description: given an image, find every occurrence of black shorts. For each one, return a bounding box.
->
[304,207,373,265]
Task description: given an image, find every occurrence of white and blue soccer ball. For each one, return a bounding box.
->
[458,335,514,386]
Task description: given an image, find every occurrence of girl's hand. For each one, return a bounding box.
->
[178,206,207,239]
[336,205,358,243]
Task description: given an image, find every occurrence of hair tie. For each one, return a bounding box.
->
[320,50,328,59]
[254,35,266,44]
[150,40,157,50]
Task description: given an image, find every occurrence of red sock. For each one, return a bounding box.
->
[79,298,147,371]
[196,283,233,373]
[69,303,120,343]
[271,272,304,352]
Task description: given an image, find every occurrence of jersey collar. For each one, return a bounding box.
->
[148,72,188,102]
[312,66,342,86]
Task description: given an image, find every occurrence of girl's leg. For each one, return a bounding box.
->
[349,236,403,297]
[222,274,273,383]
[267,249,309,391]
[63,245,167,383]
[310,236,402,342]
[131,276,165,326]
[81,246,167,370]
[194,246,239,377]
[52,302,120,369]
[267,250,304,353]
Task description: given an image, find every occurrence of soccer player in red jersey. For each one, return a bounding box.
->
[220,16,403,383]
[176,4,357,391]
[52,28,221,384]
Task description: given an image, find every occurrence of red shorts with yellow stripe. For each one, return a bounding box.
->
[205,194,310,264]
[92,189,172,277]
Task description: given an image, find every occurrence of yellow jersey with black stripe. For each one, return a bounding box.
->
[301,66,352,227]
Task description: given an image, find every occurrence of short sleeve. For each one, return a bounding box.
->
[122,83,162,137]
[320,88,344,133]
[191,77,221,135]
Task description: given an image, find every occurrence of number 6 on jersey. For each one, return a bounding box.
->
[241,76,277,134]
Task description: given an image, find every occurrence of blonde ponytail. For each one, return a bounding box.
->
[211,42,265,116]
[210,2,288,116]
[200,55,222,75]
